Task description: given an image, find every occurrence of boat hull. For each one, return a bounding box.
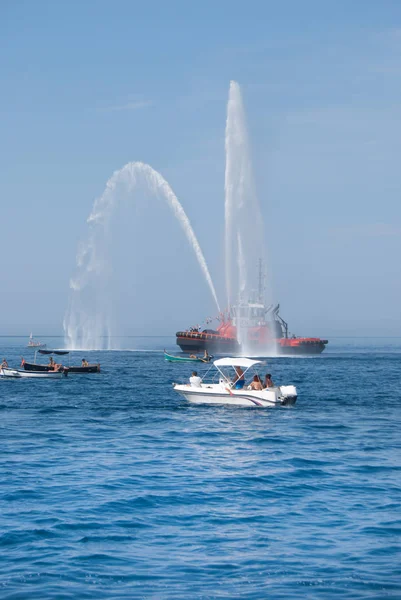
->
[23,362,100,373]
[164,351,211,363]
[65,365,100,373]
[176,332,240,353]
[1,367,65,379]
[173,383,297,407]
[176,332,327,355]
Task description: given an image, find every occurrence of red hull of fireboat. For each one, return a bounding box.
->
[176,330,328,355]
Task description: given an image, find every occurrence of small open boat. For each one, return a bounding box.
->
[164,350,212,363]
[173,357,297,407]
[27,333,46,349]
[21,350,100,373]
[0,367,66,379]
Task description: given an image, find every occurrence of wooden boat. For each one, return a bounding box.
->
[164,350,212,363]
[64,364,100,373]
[0,367,65,379]
[21,350,100,374]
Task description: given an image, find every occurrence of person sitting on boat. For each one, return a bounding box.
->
[81,358,89,367]
[248,375,263,391]
[189,371,202,388]
[233,366,245,389]
[47,356,61,372]
[203,350,210,361]
[264,373,274,388]
[1,358,8,368]
[189,354,197,359]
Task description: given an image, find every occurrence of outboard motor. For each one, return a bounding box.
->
[279,385,297,405]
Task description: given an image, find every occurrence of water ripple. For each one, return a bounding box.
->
[0,342,400,598]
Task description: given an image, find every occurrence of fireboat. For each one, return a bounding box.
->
[176,264,328,356]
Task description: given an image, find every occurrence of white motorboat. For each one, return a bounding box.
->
[173,357,297,407]
[0,367,65,379]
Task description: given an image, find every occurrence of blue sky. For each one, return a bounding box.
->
[1,0,401,337]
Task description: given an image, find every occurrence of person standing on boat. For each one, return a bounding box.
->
[233,366,245,389]
[189,371,202,387]
[264,374,274,388]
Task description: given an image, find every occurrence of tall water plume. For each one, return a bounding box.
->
[224,81,275,354]
[64,161,220,349]
[225,81,264,306]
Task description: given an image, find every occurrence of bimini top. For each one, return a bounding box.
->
[213,357,263,369]
[38,349,70,356]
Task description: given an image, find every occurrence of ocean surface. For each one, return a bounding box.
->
[1,337,400,599]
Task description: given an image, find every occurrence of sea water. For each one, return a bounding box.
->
[1,337,400,599]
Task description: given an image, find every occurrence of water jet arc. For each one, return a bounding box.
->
[64,161,220,349]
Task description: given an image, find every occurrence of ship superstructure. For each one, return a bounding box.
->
[176,261,328,355]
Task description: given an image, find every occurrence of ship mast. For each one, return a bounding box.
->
[257,258,265,305]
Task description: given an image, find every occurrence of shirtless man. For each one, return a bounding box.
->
[48,357,61,372]
[233,366,245,389]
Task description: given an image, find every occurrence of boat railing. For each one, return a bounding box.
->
[178,331,235,341]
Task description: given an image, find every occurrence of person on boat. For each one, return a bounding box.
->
[233,366,245,389]
[189,371,202,388]
[189,354,197,359]
[249,375,263,391]
[203,350,210,361]
[1,358,8,368]
[47,356,61,372]
[264,373,274,388]
[81,358,89,367]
